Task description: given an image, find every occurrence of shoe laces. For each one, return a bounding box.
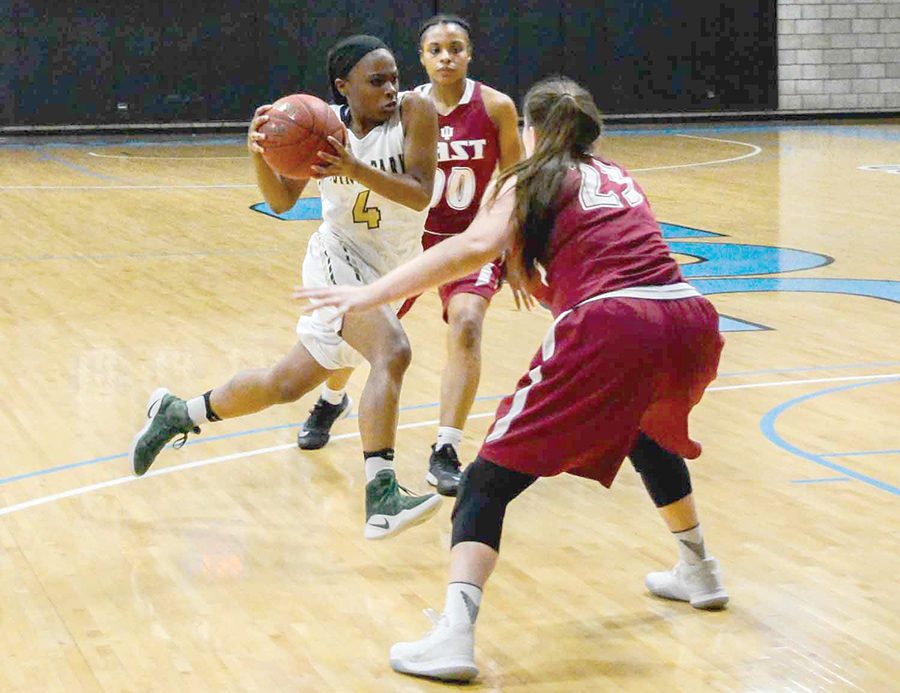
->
[372,470,432,501]
[397,482,420,496]
[306,397,338,428]
[422,608,448,634]
[433,445,461,473]
[171,426,201,450]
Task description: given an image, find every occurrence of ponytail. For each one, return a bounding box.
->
[492,78,602,277]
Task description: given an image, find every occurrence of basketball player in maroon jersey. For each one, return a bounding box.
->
[297,15,524,499]
[295,76,729,681]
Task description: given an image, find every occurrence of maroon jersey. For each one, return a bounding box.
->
[416,79,500,239]
[536,157,684,315]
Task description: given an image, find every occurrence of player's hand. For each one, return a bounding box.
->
[247,105,272,155]
[504,260,535,311]
[310,134,358,179]
[292,284,380,316]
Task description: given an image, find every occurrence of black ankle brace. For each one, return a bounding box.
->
[203,390,222,422]
[363,448,394,461]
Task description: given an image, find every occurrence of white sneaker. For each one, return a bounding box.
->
[390,609,478,681]
[645,557,729,610]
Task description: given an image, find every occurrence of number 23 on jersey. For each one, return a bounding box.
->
[579,161,644,210]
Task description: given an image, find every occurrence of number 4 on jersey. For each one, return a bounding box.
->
[353,190,382,230]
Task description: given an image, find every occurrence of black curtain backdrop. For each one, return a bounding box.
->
[3,0,777,126]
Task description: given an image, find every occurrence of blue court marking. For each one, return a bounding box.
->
[659,223,723,239]
[692,277,900,304]
[251,199,322,221]
[243,212,833,280]
[760,378,900,496]
[35,147,121,182]
[5,373,896,490]
[790,477,851,484]
[0,395,507,487]
[718,314,772,333]
[821,449,900,458]
[670,242,831,278]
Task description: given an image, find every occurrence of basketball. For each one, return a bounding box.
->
[260,93,345,179]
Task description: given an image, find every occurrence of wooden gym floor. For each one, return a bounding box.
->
[0,121,898,691]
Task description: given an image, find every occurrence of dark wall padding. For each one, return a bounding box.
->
[4,1,776,126]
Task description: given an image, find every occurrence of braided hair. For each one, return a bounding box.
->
[418,14,472,45]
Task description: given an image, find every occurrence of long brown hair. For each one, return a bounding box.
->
[493,77,602,277]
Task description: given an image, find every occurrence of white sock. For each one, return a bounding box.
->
[321,384,345,406]
[674,524,707,565]
[444,582,482,626]
[186,396,209,426]
[435,426,463,452]
[364,455,394,482]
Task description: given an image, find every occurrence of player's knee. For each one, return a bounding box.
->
[449,309,484,352]
[267,368,308,404]
[374,332,411,379]
[451,456,536,551]
[628,432,692,507]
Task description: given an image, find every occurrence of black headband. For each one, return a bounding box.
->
[329,35,388,82]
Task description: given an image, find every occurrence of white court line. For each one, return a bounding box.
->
[2,372,898,518]
[88,152,245,160]
[4,133,759,189]
[0,413,493,517]
[708,372,900,392]
[0,183,256,190]
[631,134,762,172]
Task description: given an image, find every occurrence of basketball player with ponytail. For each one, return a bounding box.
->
[129,35,444,541]
[295,76,730,681]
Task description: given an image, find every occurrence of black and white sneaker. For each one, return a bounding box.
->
[296,394,351,450]
[426,444,462,497]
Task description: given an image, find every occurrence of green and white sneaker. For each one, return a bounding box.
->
[129,388,199,476]
[365,469,442,540]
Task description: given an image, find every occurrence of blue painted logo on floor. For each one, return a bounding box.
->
[251,201,900,332]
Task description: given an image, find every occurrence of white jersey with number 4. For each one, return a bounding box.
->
[316,93,428,277]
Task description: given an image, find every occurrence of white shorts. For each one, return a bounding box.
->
[296,231,382,370]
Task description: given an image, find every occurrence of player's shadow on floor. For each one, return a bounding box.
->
[478,612,673,687]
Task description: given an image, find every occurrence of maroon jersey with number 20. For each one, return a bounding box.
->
[405,79,503,321]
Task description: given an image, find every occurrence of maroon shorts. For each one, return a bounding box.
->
[397,232,503,322]
[479,295,723,487]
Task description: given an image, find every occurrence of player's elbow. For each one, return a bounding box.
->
[465,233,500,262]
[268,196,296,215]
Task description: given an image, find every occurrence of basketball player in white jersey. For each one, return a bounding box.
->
[298,15,525,502]
[128,35,442,540]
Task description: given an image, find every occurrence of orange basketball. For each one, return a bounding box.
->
[259,94,345,179]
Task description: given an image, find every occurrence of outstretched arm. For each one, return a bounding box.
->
[294,182,518,314]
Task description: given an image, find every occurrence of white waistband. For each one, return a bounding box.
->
[574,282,700,309]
